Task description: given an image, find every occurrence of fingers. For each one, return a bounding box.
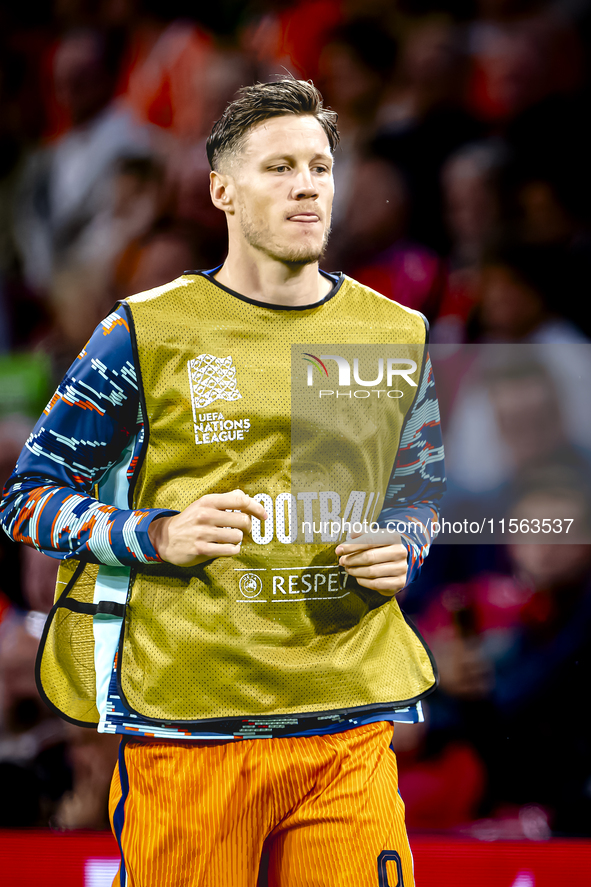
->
[153,490,269,566]
[183,490,268,537]
[195,525,245,546]
[335,543,376,556]
[212,510,252,533]
[178,504,249,558]
[343,561,407,596]
[171,539,243,566]
[203,489,268,521]
[337,541,409,597]
[336,542,408,567]
[343,529,401,547]
[343,560,407,579]
[189,541,242,560]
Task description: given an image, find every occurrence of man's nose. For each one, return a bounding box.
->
[292,169,318,199]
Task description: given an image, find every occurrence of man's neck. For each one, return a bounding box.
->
[214,248,333,307]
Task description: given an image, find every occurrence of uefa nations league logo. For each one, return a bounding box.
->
[187,354,242,410]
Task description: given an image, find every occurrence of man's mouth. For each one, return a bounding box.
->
[287,213,320,223]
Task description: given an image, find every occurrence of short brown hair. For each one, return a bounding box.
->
[206,79,339,171]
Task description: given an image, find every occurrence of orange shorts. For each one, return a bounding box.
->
[109,721,414,887]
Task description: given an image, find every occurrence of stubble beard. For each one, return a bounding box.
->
[239,212,331,267]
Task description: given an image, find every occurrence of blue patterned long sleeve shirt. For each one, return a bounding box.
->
[0,310,170,565]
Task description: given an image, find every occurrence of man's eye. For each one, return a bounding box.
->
[313,166,329,174]
[273,165,289,172]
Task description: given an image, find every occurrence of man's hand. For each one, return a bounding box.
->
[148,489,268,567]
[335,530,408,596]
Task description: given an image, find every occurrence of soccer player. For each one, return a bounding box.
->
[1,80,445,886]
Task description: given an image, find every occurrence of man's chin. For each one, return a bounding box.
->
[258,243,322,266]
[281,250,323,267]
[272,234,330,267]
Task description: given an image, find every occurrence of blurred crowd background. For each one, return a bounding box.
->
[1,0,591,840]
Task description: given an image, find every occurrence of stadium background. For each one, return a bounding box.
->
[1,1,591,884]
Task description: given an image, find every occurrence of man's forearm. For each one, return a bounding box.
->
[0,476,172,566]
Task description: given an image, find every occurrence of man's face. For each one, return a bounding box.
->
[226,115,334,265]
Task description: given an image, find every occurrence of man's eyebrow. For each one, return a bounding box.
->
[260,152,333,165]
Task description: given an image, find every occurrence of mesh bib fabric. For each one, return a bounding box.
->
[37,273,437,727]
[120,274,435,724]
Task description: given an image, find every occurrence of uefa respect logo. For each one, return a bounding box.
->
[302,353,418,397]
[239,573,263,597]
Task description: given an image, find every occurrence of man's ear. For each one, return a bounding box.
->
[210,170,235,213]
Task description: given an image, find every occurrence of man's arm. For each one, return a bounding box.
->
[336,352,446,593]
[0,308,269,569]
[0,309,170,566]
